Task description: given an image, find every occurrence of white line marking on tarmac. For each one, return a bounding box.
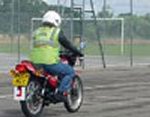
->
[1,82,150,100]
[84,82,150,90]
[0,94,12,99]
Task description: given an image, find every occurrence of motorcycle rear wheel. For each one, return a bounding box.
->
[20,79,44,117]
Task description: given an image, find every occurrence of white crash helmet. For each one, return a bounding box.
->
[42,10,61,27]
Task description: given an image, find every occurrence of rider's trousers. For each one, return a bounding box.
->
[44,62,75,93]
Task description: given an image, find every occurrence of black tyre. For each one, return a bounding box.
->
[64,75,83,112]
[20,80,44,117]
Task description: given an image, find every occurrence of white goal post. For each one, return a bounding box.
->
[31,17,124,54]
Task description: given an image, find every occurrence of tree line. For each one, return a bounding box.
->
[0,0,150,40]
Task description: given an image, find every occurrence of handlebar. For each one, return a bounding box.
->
[59,50,83,57]
[59,50,83,66]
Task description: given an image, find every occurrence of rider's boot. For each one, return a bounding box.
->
[54,91,68,102]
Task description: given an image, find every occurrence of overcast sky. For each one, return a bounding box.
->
[43,0,150,15]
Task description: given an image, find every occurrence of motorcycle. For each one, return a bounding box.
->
[9,51,83,117]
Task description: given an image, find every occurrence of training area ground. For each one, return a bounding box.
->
[1,66,150,117]
[1,52,150,73]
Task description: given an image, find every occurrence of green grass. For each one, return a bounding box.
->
[1,41,150,56]
[0,43,30,55]
[84,42,150,56]
[124,44,150,56]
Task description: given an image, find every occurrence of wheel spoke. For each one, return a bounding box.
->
[26,81,43,114]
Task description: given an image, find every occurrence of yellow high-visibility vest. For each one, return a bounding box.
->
[30,26,60,64]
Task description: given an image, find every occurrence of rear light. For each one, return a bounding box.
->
[15,64,27,73]
[9,69,17,77]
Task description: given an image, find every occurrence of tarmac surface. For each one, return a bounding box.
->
[0,66,150,117]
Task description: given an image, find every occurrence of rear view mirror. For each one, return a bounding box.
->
[80,41,86,49]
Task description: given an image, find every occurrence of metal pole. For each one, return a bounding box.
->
[90,0,106,68]
[130,0,133,66]
[30,18,34,50]
[103,0,106,14]
[121,18,125,55]
[57,0,61,13]
[11,0,14,53]
[103,0,106,50]
[70,0,74,42]
[17,0,21,62]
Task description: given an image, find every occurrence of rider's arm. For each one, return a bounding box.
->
[58,30,83,56]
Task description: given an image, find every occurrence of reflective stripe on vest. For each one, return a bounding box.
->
[30,27,60,64]
[33,27,59,47]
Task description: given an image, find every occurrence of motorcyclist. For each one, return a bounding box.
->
[30,10,83,102]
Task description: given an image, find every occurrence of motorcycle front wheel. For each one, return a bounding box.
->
[64,75,83,112]
[20,79,44,117]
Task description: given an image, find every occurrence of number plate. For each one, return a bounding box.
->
[12,73,30,87]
